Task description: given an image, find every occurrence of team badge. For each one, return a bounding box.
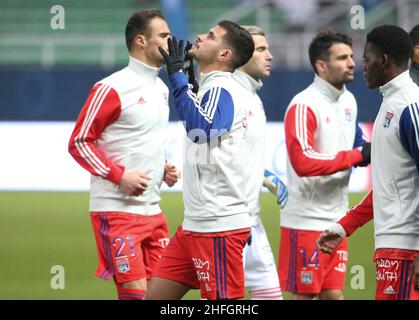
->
[301,271,313,285]
[116,259,130,273]
[384,112,394,128]
[344,108,352,121]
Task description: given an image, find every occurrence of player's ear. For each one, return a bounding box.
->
[315,60,326,75]
[134,34,147,50]
[381,53,389,68]
[218,48,232,63]
[414,45,419,61]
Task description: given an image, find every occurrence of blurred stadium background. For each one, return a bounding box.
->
[0,0,418,299]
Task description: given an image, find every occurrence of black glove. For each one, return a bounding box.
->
[183,41,199,94]
[247,234,252,245]
[356,142,371,167]
[158,36,184,75]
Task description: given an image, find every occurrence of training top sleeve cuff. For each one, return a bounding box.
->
[327,223,347,238]
[169,71,189,89]
[349,148,363,166]
[106,164,125,185]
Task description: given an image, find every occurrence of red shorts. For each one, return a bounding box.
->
[153,225,250,300]
[374,248,419,300]
[279,227,348,294]
[90,212,169,284]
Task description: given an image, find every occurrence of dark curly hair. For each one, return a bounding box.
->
[309,29,352,74]
[409,25,419,59]
[366,25,411,67]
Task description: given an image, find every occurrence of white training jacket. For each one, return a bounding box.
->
[281,75,366,231]
[233,70,267,227]
[168,70,251,232]
[69,56,169,215]
[339,71,419,251]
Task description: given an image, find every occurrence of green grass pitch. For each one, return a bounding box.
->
[0,191,375,300]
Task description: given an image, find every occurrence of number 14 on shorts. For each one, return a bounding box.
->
[300,248,320,269]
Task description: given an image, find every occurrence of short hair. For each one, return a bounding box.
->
[409,25,419,58]
[309,30,352,74]
[241,25,266,37]
[125,9,165,51]
[366,25,411,67]
[217,20,255,70]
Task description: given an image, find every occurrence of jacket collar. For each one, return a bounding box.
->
[313,74,346,101]
[199,70,232,87]
[379,70,411,98]
[128,56,160,79]
[233,70,263,93]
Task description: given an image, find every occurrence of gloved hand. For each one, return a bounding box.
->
[158,36,184,75]
[356,142,371,167]
[183,41,199,94]
[263,171,288,209]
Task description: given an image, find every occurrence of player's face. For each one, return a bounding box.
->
[240,35,273,80]
[322,43,355,88]
[143,17,171,67]
[362,42,385,89]
[189,26,227,64]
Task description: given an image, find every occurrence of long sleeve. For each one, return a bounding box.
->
[353,122,366,148]
[169,72,234,142]
[400,103,419,174]
[284,103,363,176]
[68,83,124,185]
[338,190,374,236]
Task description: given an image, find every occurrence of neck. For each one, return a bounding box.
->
[382,65,407,85]
[318,74,343,90]
[331,82,344,90]
[198,62,233,74]
[130,50,160,68]
[237,67,260,81]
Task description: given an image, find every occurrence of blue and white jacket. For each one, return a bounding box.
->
[372,71,419,250]
[169,70,251,232]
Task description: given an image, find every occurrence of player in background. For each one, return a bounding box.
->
[146,21,255,300]
[408,25,419,287]
[233,25,286,300]
[279,30,371,300]
[409,25,419,86]
[68,9,180,300]
[317,25,419,300]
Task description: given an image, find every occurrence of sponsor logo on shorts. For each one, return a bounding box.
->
[384,285,396,295]
[158,238,170,249]
[116,259,130,273]
[192,258,211,283]
[301,271,313,285]
[334,250,348,272]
